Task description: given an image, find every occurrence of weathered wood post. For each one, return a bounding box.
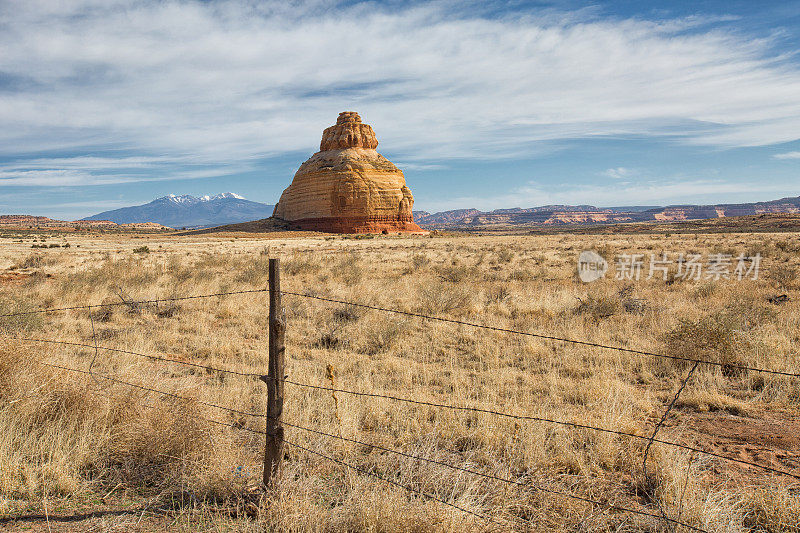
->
[262,257,285,488]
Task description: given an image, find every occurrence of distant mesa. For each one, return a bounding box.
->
[0,215,168,231]
[413,196,800,228]
[273,111,424,233]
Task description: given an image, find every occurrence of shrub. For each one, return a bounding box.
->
[418,282,474,316]
[409,253,430,271]
[435,263,478,283]
[356,318,407,355]
[663,315,748,375]
[0,296,44,333]
[233,256,270,284]
[133,246,150,254]
[284,252,320,276]
[496,248,515,263]
[485,285,512,305]
[768,264,797,289]
[334,253,363,286]
[575,295,619,319]
[508,268,537,282]
[13,254,44,269]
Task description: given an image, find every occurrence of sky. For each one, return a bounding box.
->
[1,0,800,219]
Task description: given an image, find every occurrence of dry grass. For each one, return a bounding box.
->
[0,231,799,531]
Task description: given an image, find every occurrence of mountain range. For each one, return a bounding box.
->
[68,193,800,230]
[413,196,800,228]
[83,193,274,229]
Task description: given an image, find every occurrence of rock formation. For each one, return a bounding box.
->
[273,112,424,233]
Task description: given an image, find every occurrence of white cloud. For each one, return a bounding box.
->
[1,0,800,187]
[774,151,800,159]
[0,164,250,186]
[603,167,635,180]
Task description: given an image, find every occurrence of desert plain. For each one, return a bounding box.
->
[0,227,798,532]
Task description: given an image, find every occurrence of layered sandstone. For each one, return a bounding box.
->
[273,112,423,233]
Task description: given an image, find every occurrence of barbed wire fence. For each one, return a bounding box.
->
[2,257,799,531]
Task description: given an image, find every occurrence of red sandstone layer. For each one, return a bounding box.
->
[289,215,425,234]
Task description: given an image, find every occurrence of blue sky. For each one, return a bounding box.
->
[1,0,800,219]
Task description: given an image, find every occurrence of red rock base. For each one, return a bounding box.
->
[287,215,426,234]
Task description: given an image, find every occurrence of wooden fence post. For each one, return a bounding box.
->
[263,257,285,488]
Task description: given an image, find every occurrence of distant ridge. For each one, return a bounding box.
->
[0,215,168,231]
[83,193,274,229]
[413,195,800,228]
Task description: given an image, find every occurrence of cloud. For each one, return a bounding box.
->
[0,162,251,186]
[603,167,635,180]
[774,151,800,159]
[1,0,800,187]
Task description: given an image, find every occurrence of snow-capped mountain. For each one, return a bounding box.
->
[162,193,246,205]
[83,193,274,228]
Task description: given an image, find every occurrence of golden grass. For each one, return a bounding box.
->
[0,231,798,531]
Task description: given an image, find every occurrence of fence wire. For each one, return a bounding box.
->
[5,283,797,531]
[12,335,796,480]
[67,373,706,532]
[281,289,800,378]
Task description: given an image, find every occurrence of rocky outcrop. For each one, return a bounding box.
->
[273,112,424,233]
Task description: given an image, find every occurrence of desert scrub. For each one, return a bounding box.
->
[508,267,540,282]
[355,316,409,355]
[662,315,751,376]
[495,247,515,263]
[435,262,479,283]
[283,251,321,276]
[406,252,430,272]
[417,281,474,316]
[233,255,270,285]
[11,253,49,270]
[0,295,44,333]
[0,342,253,503]
[333,252,363,286]
[574,294,620,319]
[768,263,798,289]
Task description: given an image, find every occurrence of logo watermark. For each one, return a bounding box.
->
[577,250,609,282]
[578,251,761,283]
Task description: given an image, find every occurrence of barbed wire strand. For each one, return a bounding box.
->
[21,362,739,531]
[281,290,800,378]
[85,386,704,532]
[284,438,508,529]
[26,349,800,480]
[5,287,798,378]
[280,377,800,480]
[273,419,708,532]
[40,362,263,419]
[12,336,260,377]
[73,383,506,529]
[0,288,268,318]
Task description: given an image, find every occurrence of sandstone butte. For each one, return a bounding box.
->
[272,112,425,233]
